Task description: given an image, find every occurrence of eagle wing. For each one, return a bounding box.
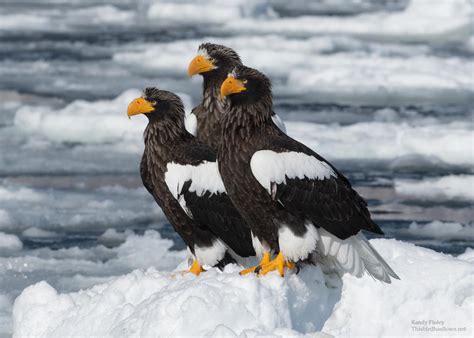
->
[165,143,255,257]
[184,105,201,136]
[250,135,383,240]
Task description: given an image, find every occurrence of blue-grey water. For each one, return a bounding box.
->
[0,0,473,335]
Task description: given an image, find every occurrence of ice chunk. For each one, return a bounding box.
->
[21,228,59,239]
[286,120,473,167]
[458,248,474,263]
[395,175,474,202]
[0,233,22,255]
[97,229,132,247]
[402,221,474,241]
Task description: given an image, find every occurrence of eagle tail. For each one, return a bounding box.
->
[352,233,400,283]
[315,229,400,283]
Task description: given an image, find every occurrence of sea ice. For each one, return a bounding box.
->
[395,175,474,202]
[0,233,22,255]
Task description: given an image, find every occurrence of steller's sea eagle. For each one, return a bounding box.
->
[218,65,399,282]
[128,87,255,275]
[187,43,285,150]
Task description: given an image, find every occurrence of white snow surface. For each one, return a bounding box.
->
[12,239,473,337]
[1,230,186,336]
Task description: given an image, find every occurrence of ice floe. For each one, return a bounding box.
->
[12,238,473,337]
[395,175,474,202]
[402,221,474,241]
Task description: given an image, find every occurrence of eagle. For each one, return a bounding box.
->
[187,42,286,150]
[218,65,399,282]
[127,87,255,275]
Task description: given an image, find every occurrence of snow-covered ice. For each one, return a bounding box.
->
[12,238,473,337]
[395,175,474,202]
[114,35,474,106]
[0,233,22,255]
[402,221,474,241]
[286,120,473,167]
[5,90,472,169]
[0,230,186,336]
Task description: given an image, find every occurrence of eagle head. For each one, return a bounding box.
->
[187,43,242,77]
[220,65,272,108]
[127,87,184,122]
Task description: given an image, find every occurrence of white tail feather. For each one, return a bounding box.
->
[315,229,399,283]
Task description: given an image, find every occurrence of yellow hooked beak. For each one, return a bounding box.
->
[127,97,155,119]
[188,55,215,77]
[220,76,246,97]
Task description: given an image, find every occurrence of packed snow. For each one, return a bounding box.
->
[1,231,186,336]
[12,237,473,337]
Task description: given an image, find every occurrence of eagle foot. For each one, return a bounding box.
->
[258,252,295,277]
[239,252,271,276]
[187,259,205,276]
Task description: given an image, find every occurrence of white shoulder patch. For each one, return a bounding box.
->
[165,161,225,201]
[272,114,287,133]
[184,112,197,136]
[250,150,336,194]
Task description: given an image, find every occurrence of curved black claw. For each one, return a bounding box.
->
[254,265,263,274]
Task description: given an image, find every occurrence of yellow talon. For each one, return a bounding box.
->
[187,259,205,276]
[240,252,271,275]
[286,261,296,270]
[258,252,295,277]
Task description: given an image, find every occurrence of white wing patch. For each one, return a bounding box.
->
[250,150,336,194]
[271,114,287,133]
[184,112,197,136]
[165,161,225,201]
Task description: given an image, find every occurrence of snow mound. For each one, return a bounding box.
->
[13,239,473,337]
[458,248,474,263]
